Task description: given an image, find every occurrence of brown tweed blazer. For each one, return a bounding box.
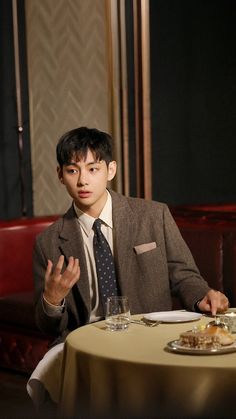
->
[33,190,210,341]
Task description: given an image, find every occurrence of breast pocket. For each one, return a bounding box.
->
[133,242,157,255]
[134,242,168,281]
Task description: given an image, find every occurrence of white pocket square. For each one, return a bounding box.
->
[134,242,157,255]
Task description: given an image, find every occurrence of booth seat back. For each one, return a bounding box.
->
[223,231,236,307]
[179,227,224,293]
[0,216,58,297]
[1,212,236,304]
[173,205,236,308]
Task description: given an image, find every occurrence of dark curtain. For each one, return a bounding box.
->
[125,0,137,197]
[150,0,236,205]
[0,0,32,220]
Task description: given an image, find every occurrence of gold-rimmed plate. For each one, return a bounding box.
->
[166,340,236,355]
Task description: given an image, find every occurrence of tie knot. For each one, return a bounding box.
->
[93,218,102,233]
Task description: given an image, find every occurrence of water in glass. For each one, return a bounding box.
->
[105,296,130,331]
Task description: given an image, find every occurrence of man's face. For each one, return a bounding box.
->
[57,149,116,217]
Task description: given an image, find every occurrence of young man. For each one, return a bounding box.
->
[33,126,229,343]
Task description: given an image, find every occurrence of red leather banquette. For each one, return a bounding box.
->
[1,205,236,373]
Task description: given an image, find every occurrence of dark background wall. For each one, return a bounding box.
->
[1,0,236,218]
[0,0,32,220]
[150,0,236,206]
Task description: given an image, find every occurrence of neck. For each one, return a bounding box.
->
[75,190,108,218]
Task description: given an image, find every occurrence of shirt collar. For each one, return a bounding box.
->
[73,190,113,237]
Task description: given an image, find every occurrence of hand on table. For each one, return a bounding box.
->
[43,255,80,306]
[198,289,229,316]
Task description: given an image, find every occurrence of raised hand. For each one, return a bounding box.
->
[43,255,80,306]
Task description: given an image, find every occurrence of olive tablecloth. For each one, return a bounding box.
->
[59,314,236,418]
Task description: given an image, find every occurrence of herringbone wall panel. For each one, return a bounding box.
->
[25,0,111,215]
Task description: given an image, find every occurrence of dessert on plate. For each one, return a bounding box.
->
[179,322,235,350]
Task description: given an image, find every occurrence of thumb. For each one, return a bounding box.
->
[45,259,53,281]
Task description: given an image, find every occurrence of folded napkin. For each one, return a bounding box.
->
[27,342,64,407]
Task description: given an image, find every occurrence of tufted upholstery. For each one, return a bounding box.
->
[1,207,236,373]
[0,216,58,374]
[222,231,236,307]
[172,204,236,308]
[0,325,52,373]
[0,217,57,296]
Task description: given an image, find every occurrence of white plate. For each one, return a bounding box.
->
[143,310,202,323]
[166,340,236,355]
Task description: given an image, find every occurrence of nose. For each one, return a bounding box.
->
[77,171,88,186]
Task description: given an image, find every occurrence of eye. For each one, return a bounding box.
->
[66,168,78,174]
[90,167,99,173]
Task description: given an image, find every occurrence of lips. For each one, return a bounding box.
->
[78,191,91,198]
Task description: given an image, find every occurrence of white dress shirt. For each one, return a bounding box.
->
[43,190,114,323]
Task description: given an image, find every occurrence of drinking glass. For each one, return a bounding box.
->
[105,296,130,331]
[216,312,236,333]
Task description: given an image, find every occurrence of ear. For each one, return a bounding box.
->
[107,161,117,181]
[57,166,64,184]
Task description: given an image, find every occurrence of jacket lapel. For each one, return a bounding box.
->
[58,193,137,316]
[110,191,136,294]
[58,206,91,316]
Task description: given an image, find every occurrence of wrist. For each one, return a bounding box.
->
[43,293,62,307]
[194,299,202,312]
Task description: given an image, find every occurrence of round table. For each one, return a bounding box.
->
[59,314,236,418]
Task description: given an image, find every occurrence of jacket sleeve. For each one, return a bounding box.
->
[33,235,70,339]
[162,204,210,310]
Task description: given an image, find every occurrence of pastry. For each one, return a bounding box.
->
[179,330,220,349]
[205,324,235,346]
[179,323,235,349]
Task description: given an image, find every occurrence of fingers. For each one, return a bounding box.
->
[45,259,53,282]
[44,255,80,305]
[45,255,80,288]
[207,290,229,315]
[198,290,229,315]
[209,291,219,316]
[212,291,229,316]
[53,255,65,278]
[217,293,229,313]
[211,301,218,316]
[62,256,80,285]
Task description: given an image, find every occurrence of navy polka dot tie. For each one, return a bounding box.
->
[93,219,118,314]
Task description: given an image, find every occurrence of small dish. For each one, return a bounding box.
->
[143,310,202,323]
[166,339,236,355]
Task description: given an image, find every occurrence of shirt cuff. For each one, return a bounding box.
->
[42,294,65,315]
[194,299,202,312]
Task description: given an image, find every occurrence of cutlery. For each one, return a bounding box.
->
[130,317,160,327]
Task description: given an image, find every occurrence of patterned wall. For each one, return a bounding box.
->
[25,0,111,215]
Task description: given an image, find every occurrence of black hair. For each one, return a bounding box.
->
[56,127,114,168]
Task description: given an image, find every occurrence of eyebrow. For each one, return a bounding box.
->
[65,160,102,167]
